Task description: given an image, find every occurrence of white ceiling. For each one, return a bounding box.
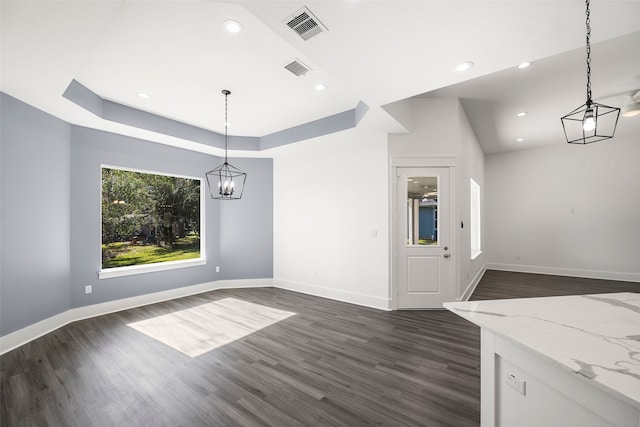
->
[2,1,639,155]
[421,31,640,154]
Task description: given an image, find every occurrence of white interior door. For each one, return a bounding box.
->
[396,167,452,309]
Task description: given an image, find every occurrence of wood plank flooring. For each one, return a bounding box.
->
[471,269,640,300]
[1,270,638,426]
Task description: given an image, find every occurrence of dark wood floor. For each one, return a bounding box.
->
[470,269,640,300]
[1,271,638,426]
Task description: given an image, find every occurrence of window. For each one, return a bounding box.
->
[470,178,481,260]
[406,176,438,245]
[100,166,204,278]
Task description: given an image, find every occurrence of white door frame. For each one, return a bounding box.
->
[389,157,457,310]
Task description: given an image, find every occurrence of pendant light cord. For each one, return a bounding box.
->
[585,0,592,104]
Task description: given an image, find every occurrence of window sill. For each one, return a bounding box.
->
[98,258,207,279]
[471,250,483,261]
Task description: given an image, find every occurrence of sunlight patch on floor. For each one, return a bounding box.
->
[127,298,296,357]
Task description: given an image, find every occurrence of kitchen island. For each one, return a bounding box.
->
[444,293,640,427]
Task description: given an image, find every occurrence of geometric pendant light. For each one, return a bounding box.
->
[205,90,247,199]
[561,0,620,144]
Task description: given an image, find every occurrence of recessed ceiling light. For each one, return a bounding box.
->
[516,138,524,142]
[223,19,243,34]
[453,61,474,72]
[137,92,150,99]
[517,112,527,117]
[518,62,532,69]
[315,83,327,91]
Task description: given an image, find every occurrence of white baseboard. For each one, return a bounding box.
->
[273,278,391,311]
[70,278,273,323]
[486,263,640,283]
[0,278,273,355]
[6,263,635,355]
[460,264,488,301]
[0,311,74,356]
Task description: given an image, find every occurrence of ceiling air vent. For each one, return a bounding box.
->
[283,7,328,41]
[284,59,311,77]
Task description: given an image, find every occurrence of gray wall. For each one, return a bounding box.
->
[1,93,71,335]
[70,126,220,307]
[1,93,274,336]
[70,126,273,307]
[219,157,273,280]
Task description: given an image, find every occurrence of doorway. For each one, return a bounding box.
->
[395,167,453,309]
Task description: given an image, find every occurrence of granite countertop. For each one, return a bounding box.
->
[444,293,640,409]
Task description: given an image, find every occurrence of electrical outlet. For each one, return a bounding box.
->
[216,266,220,273]
[84,285,93,294]
[506,371,526,395]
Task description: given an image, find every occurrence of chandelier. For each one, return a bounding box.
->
[205,90,247,199]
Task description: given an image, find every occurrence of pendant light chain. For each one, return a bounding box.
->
[585,0,592,104]
[224,90,229,163]
[560,0,620,144]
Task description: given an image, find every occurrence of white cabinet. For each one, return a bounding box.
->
[445,293,640,427]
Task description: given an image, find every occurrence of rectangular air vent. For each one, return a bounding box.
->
[283,7,328,41]
[284,59,311,77]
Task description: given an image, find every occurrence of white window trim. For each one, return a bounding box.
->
[471,250,483,261]
[100,164,206,279]
[98,258,207,279]
[470,178,481,260]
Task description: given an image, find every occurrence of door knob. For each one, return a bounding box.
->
[444,254,450,259]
